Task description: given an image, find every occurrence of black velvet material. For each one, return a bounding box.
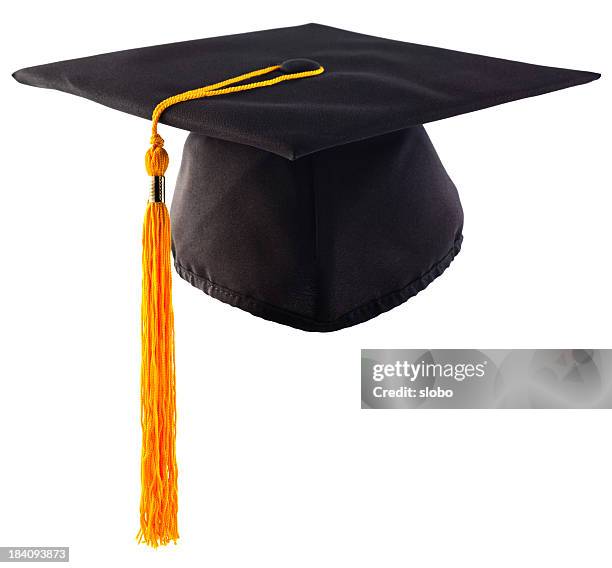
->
[171,127,463,331]
[13,23,599,160]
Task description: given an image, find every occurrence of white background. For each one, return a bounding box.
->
[1,2,610,566]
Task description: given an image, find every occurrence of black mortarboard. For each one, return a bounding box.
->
[13,23,600,331]
[13,23,600,546]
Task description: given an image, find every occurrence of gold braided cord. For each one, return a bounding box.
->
[151,64,325,140]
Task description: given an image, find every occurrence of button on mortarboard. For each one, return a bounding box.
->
[280,58,322,73]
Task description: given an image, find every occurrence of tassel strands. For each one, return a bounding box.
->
[138,134,178,547]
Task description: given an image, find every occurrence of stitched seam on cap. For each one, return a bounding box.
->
[174,233,462,329]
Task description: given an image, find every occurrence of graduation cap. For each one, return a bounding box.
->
[12,23,599,546]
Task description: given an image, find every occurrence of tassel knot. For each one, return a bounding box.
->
[150,133,165,147]
[145,134,169,176]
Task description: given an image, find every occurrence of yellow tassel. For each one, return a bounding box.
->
[138,134,178,547]
[136,64,324,547]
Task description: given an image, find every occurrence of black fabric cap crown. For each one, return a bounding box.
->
[13,24,599,331]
